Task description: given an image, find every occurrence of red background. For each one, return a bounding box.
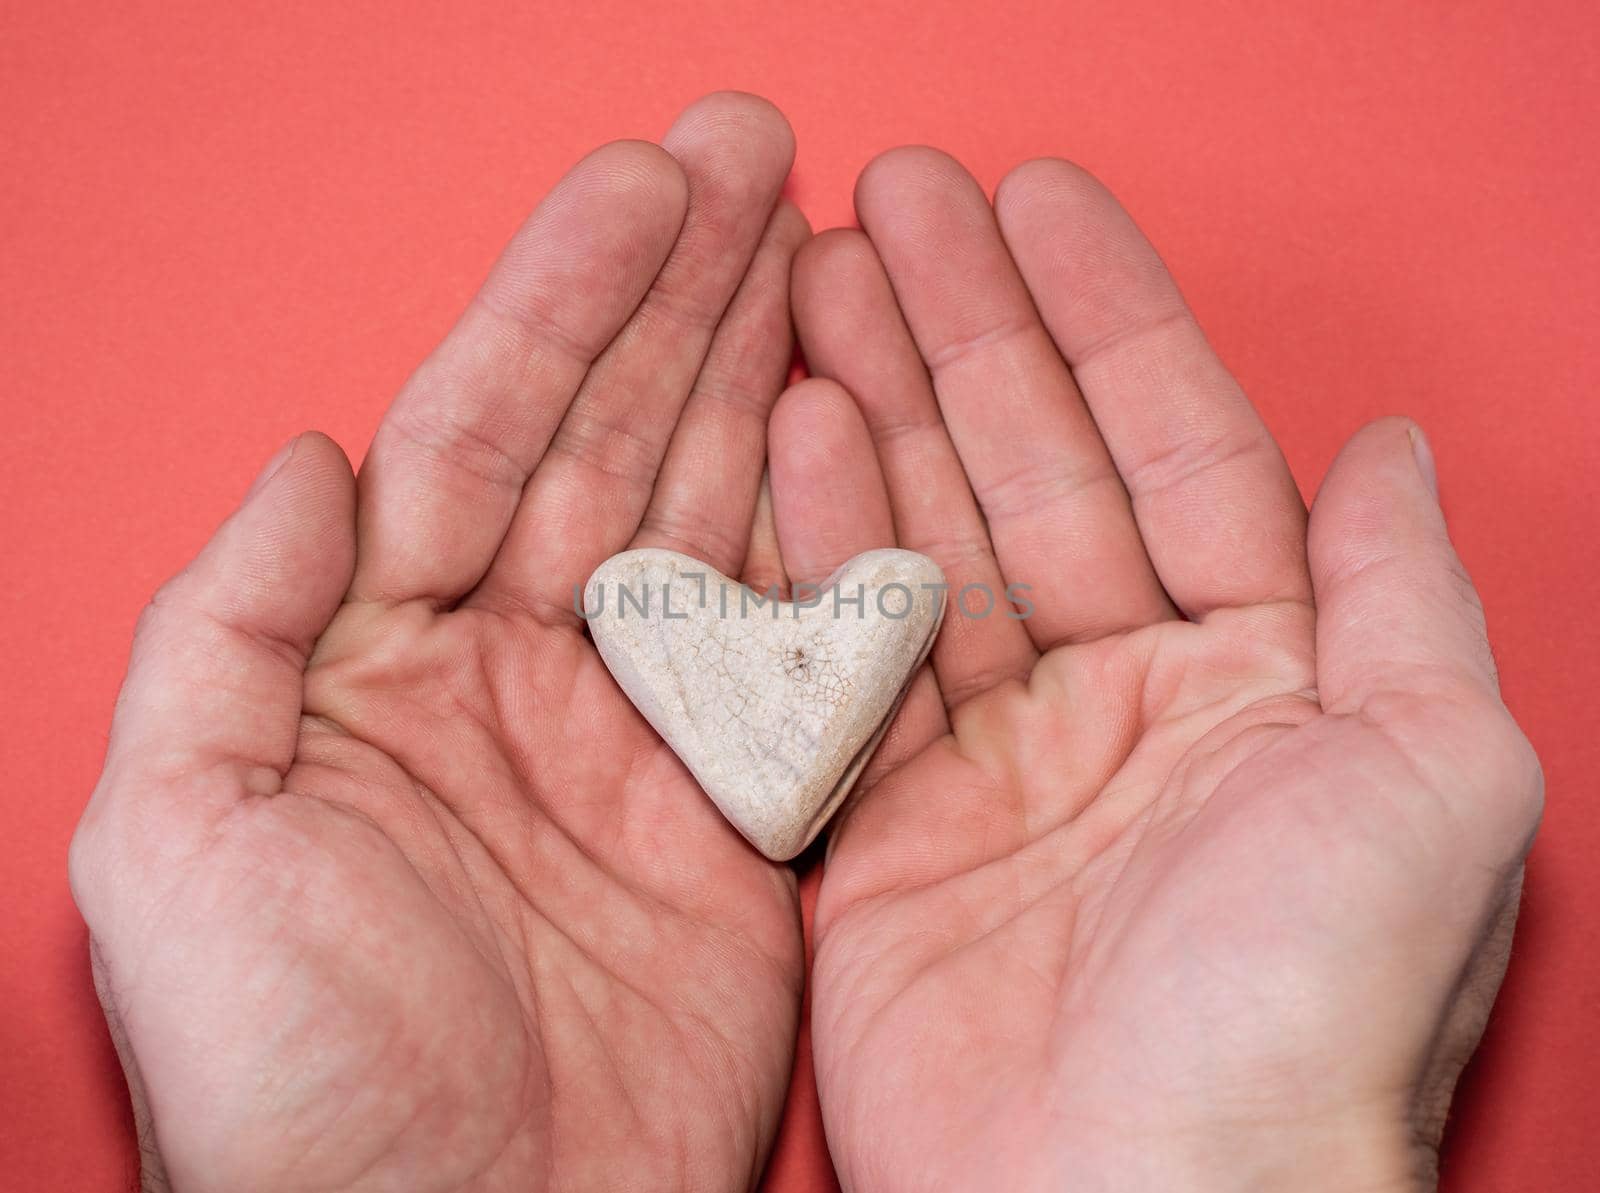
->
[3,2,1597,1188]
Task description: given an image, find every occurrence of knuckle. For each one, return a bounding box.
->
[135,582,185,644]
[1365,687,1544,845]
[1488,716,1545,834]
[66,806,110,923]
[384,400,530,492]
[1123,423,1274,504]
[65,818,95,895]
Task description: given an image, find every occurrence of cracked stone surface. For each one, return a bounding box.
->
[585,548,946,860]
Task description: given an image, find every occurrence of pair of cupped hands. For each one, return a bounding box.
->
[70,93,1541,1192]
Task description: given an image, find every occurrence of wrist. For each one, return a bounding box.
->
[1191,1121,1424,1193]
[1065,1108,1427,1193]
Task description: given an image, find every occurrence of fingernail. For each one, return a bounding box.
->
[246,434,300,499]
[1408,424,1438,500]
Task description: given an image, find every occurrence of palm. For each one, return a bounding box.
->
[71,94,814,1192]
[777,149,1539,1190]
[71,101,1540,1193]
[814,615,1451,1187]
[112,603,802,1190]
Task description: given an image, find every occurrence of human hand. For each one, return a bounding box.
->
[68,93,809,1193]
[769,149,1542,1191]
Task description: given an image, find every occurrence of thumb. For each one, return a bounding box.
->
[72,433,356,915]
[1309,417,1496,710]
[1307,417,1540,845]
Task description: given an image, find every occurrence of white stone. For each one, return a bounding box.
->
[585,548,945,860]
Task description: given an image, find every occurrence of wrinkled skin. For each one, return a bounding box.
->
[70,98,1541,1193]
[70,94,813,1192]
[769,150,1542,1191]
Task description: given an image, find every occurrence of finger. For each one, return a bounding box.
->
[72,434,356,900]
[767,378,950,783]
[1308,418,1541,844]
[350,141,689,606]
[631,200,811,575]
[741,472,789,597]
[995,158,1311,617]
[1310,419,1504,710]
[853,147,1173,647]
[792,229,1038,708]
[476,92,795,621]
[769,380,897,582]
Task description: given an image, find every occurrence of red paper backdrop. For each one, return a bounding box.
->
[3,2,1596,1188]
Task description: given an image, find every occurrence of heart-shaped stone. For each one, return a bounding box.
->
[584,548,945,860]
